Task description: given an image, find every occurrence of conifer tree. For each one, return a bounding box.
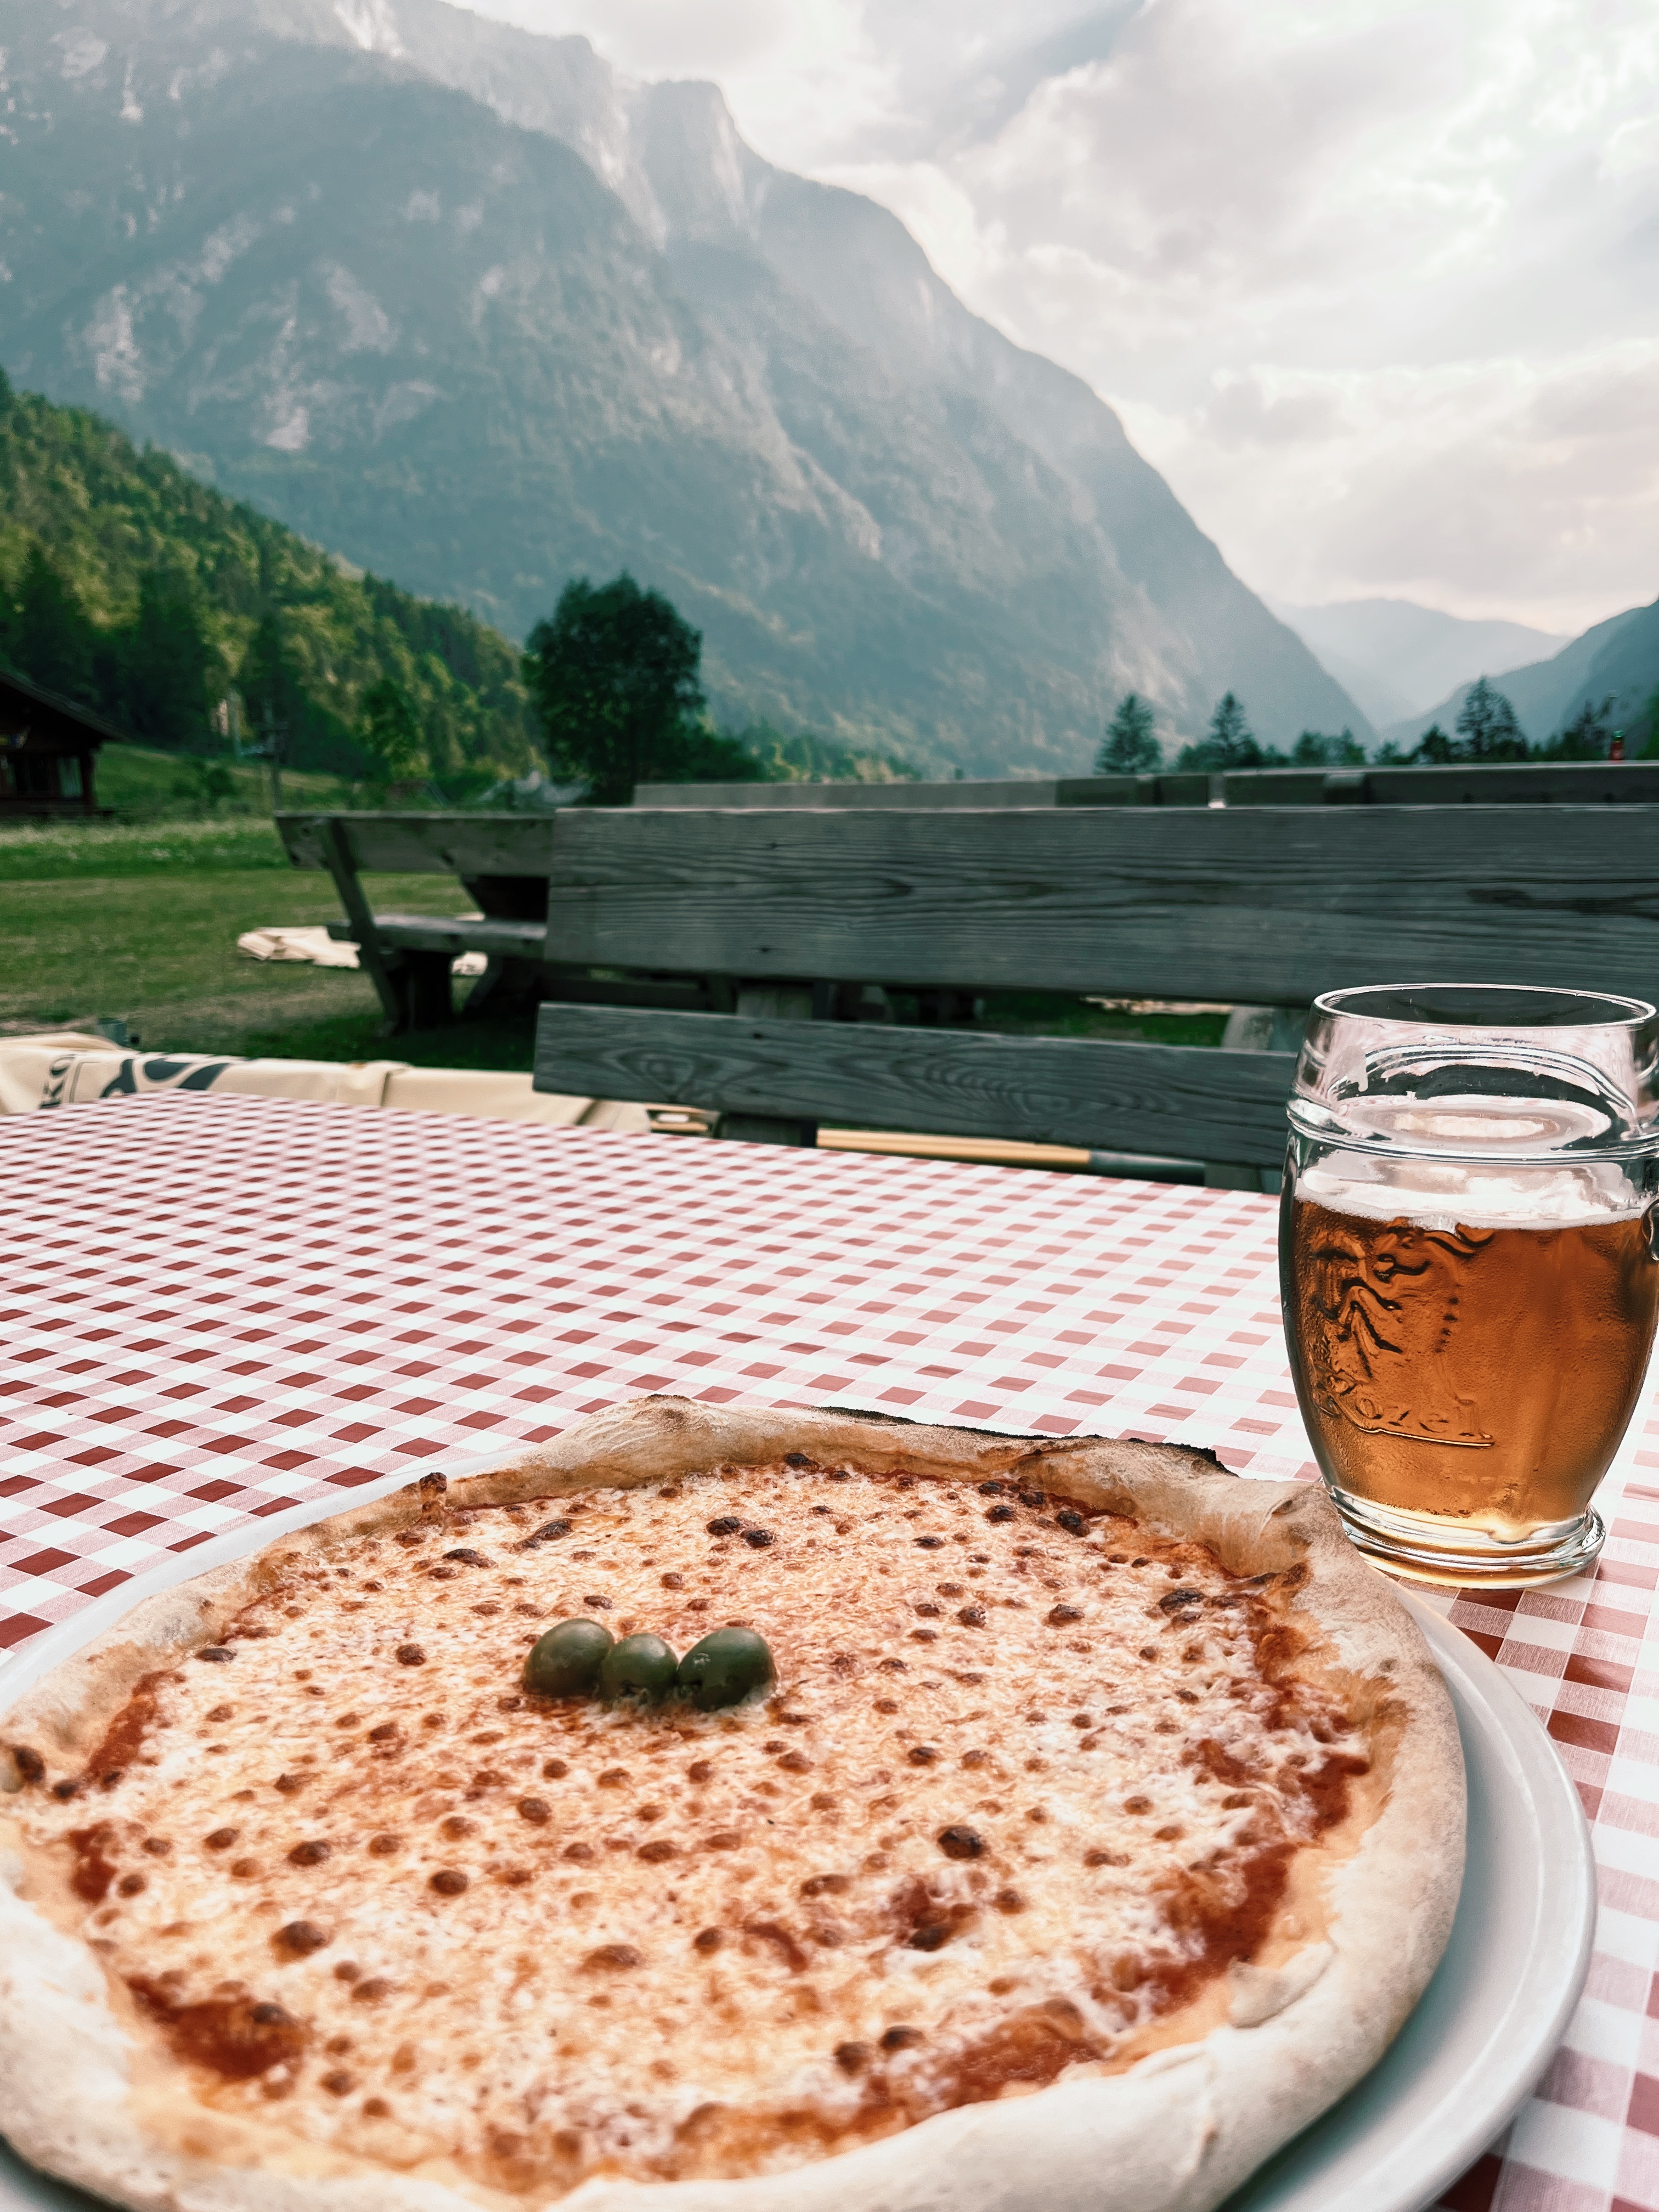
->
[12,544,97,704]
[1291,728,1365,766]
[125,567,214,748]
[1455,677,1527,760]
[1095,691,1160,772]
[1551,696,1615,760]
[1205,691,1262,768]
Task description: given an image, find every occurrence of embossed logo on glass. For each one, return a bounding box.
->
[1305,1220,1495,1448]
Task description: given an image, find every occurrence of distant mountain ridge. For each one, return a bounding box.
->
[0,0,1367,774]
[1267,597,1568,728]
[1381,597,1659,752]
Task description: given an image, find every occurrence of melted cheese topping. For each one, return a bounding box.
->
[11,1464,1364,2197]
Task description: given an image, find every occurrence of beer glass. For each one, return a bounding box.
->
[1280,984,1659,1586]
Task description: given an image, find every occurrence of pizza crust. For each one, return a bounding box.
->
[1,1397,1465,2212]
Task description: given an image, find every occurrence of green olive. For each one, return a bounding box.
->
[596,1633,679,1705]
[523,1618,614,1698]
[674,1627,776,1711]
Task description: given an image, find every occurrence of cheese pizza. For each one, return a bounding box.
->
[0,1398,1464,2212]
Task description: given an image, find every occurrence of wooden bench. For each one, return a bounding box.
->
[276,811,735,1035]
[528,803,1659,1185]
[274,814,550,1031]
[278,763,1659,1037]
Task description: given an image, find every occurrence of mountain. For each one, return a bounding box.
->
[0,376,538,780]
[1381,597,1659,752]
[0,0,1368,774]
[1267,598,1568,729]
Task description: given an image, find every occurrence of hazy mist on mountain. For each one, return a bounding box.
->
[1381,597,1659,752]
[0,0,1372,772]
[1267,597,1568,729]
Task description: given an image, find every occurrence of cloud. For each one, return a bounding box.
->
[1202,378,1345,451]
[460,0,1659,630]
[1122,341,1659,629]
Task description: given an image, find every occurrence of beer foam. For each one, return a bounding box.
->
[1294,1156,1646,1231]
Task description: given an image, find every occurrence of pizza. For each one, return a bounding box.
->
[0,1397,1464,2212]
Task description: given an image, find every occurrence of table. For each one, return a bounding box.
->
[3,1093,1655,2212]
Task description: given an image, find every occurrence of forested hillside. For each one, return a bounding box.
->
[0,374,540,783]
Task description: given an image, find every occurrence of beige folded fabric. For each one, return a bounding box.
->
[235,927,487,977]
[0,1037,647,1131]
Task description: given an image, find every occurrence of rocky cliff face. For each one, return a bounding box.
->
[0,0,1368,770]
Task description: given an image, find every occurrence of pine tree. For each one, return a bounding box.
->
[1413,724,1455,764]
[1095,692,1160,772]
[1205,691,1262,768]
[1551,696,1616,761]
[123,567,215,748]
[1291,728,1365,766]
[238,612,307,738]
[11,543,98,704]
[1455,677,1527,761]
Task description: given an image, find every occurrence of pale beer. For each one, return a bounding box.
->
[1285,1194,1659,1540]
[1281,983,1659,1584]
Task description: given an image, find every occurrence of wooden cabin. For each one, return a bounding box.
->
[0,668,118,817]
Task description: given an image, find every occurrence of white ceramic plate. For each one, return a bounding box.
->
[0,1511,1593,2212]
[1220,1591,1596,2212]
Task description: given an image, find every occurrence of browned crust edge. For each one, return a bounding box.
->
[0,1396,1466,2212]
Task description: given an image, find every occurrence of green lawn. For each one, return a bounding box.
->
[93,743,355,823]
[0,843,535,1066]
[0,817,296,882]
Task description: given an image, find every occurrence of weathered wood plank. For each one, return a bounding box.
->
[1217,770,1358,808]
[633,780,1059,809]
[278,813,557,875]
[544,804,1659,1005]
[1060,764,1659,809]
[1056,774,1163,806]
[1057,774,1205,806]
[326,915,548,959]
[1358,762,1659,806]
[534,1004,1298,1164]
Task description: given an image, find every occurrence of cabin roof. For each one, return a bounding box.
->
[0,665,125,750]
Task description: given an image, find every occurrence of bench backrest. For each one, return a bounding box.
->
[541,804,1659,1003]
[276,803,1659,1171]
[279,812,556,875]
[630,761,1659,811]
[633,779,1059,809]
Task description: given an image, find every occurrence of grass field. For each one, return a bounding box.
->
[0,820,537,1067]
[0,817,296,881]
[1,814,1228,1074]
[94,743,355,823]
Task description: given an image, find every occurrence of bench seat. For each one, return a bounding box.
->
[326,915,546,960]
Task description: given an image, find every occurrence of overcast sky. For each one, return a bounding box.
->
[469,0,1656,634]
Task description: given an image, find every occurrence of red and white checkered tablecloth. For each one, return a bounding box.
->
[2,1093,1656,2212]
